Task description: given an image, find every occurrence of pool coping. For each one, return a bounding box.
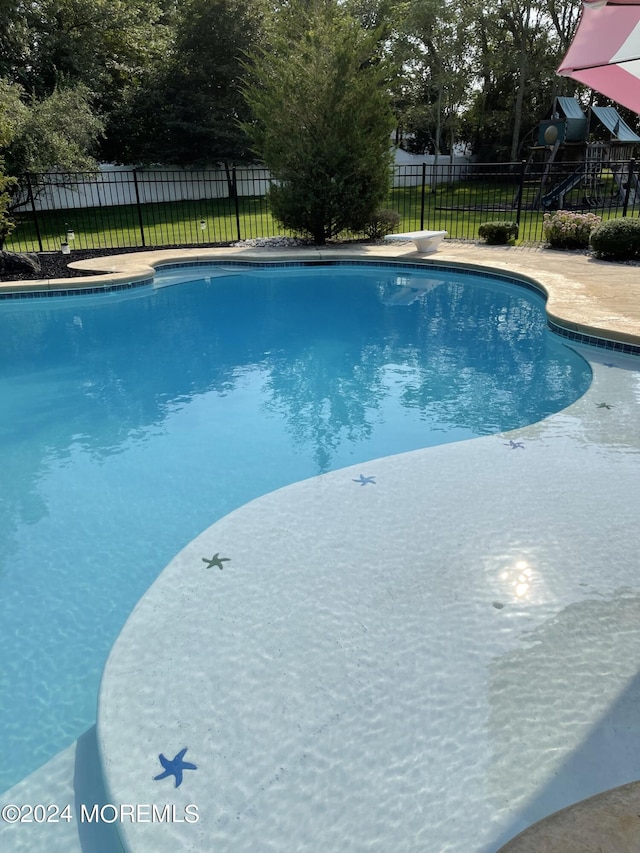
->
[495,779,640,852]
[1,242,639,352]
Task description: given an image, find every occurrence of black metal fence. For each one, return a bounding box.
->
[6,158,639,253]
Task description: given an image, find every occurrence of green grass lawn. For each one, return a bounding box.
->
[391,176,636,242]
[5,175,637,254]
[391,181,547,241]
[6,196,288,253]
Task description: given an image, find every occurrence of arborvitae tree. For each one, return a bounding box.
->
[243,0,395,244]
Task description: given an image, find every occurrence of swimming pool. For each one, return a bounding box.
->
[0,261,591,795]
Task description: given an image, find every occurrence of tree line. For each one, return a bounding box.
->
[0,0,608,245]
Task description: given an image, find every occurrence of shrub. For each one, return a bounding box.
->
[364,208,401,239]
[542,210,600,249]
[590,217,640,261]
[477,221,519,245]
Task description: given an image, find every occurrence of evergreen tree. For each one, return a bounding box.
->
[243,0,395,244]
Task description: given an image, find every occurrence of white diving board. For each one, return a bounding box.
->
[384,230,448,253]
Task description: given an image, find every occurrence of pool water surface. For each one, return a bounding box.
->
[0,262,591,793]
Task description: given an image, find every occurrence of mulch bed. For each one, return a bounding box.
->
[0,248,154,282]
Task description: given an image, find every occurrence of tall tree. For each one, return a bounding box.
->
[465,0,579,160]
[3,0,173,102]
[243,0,395,244]
[0,79,104,246]
[0,0,174,164]
[0,82,103,177]
[106,0,264,166]
[0,1,33,88]
[395,0,474,159]
[391,0,584,161]
[545,0,582,54]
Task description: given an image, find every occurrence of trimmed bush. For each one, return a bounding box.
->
[477,221,519,245]
[590,217,640,261]
[542,210,600,250]
[364,208,401,239]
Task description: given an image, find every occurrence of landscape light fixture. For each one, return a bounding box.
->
[199,219,207,231]
[61,241,70,255]
[65,224,75,242]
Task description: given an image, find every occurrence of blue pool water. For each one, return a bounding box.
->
[0,262,591,793]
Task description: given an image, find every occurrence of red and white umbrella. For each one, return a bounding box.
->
[558,0,640,114]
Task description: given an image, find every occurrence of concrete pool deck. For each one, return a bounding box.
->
[1,242,640,852]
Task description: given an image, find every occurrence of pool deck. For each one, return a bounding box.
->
[1,241,640,853]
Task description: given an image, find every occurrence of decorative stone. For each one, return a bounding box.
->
[0,250,41,276]
[231,236,314,248]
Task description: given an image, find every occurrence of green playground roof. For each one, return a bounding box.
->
[590,105,640,143]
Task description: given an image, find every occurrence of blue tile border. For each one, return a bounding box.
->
[0,277,154,300]
[547,320,640,355]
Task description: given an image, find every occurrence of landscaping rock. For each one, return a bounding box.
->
[0,250,41,276]
[232,236,315,248]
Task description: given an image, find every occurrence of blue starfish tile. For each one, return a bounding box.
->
[202,553,230,569]
[154,748,197,788]
[352,474,376,485]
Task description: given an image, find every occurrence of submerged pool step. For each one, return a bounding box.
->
[0,728,123,853]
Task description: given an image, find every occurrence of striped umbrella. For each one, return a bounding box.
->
[558,0,640,114]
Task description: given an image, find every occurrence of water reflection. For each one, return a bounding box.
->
[0,265,591,554]
[0,268,590,460]
[0,266,592,552]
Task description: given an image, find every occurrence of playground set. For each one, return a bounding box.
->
[529,96,640,211]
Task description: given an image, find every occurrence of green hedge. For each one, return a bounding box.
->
[590,217,640,261]
[477,220,519,245]
[364,208,402,239]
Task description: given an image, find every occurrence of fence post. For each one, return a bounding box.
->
[622,159,635,218]
[419,163,427,231]
[515,160,526,227]
[25,173,44,253]
[132,171,146,247]
[232,168,242,241]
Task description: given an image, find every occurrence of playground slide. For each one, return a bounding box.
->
[541,166,584,207]
[612,165,640,206]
